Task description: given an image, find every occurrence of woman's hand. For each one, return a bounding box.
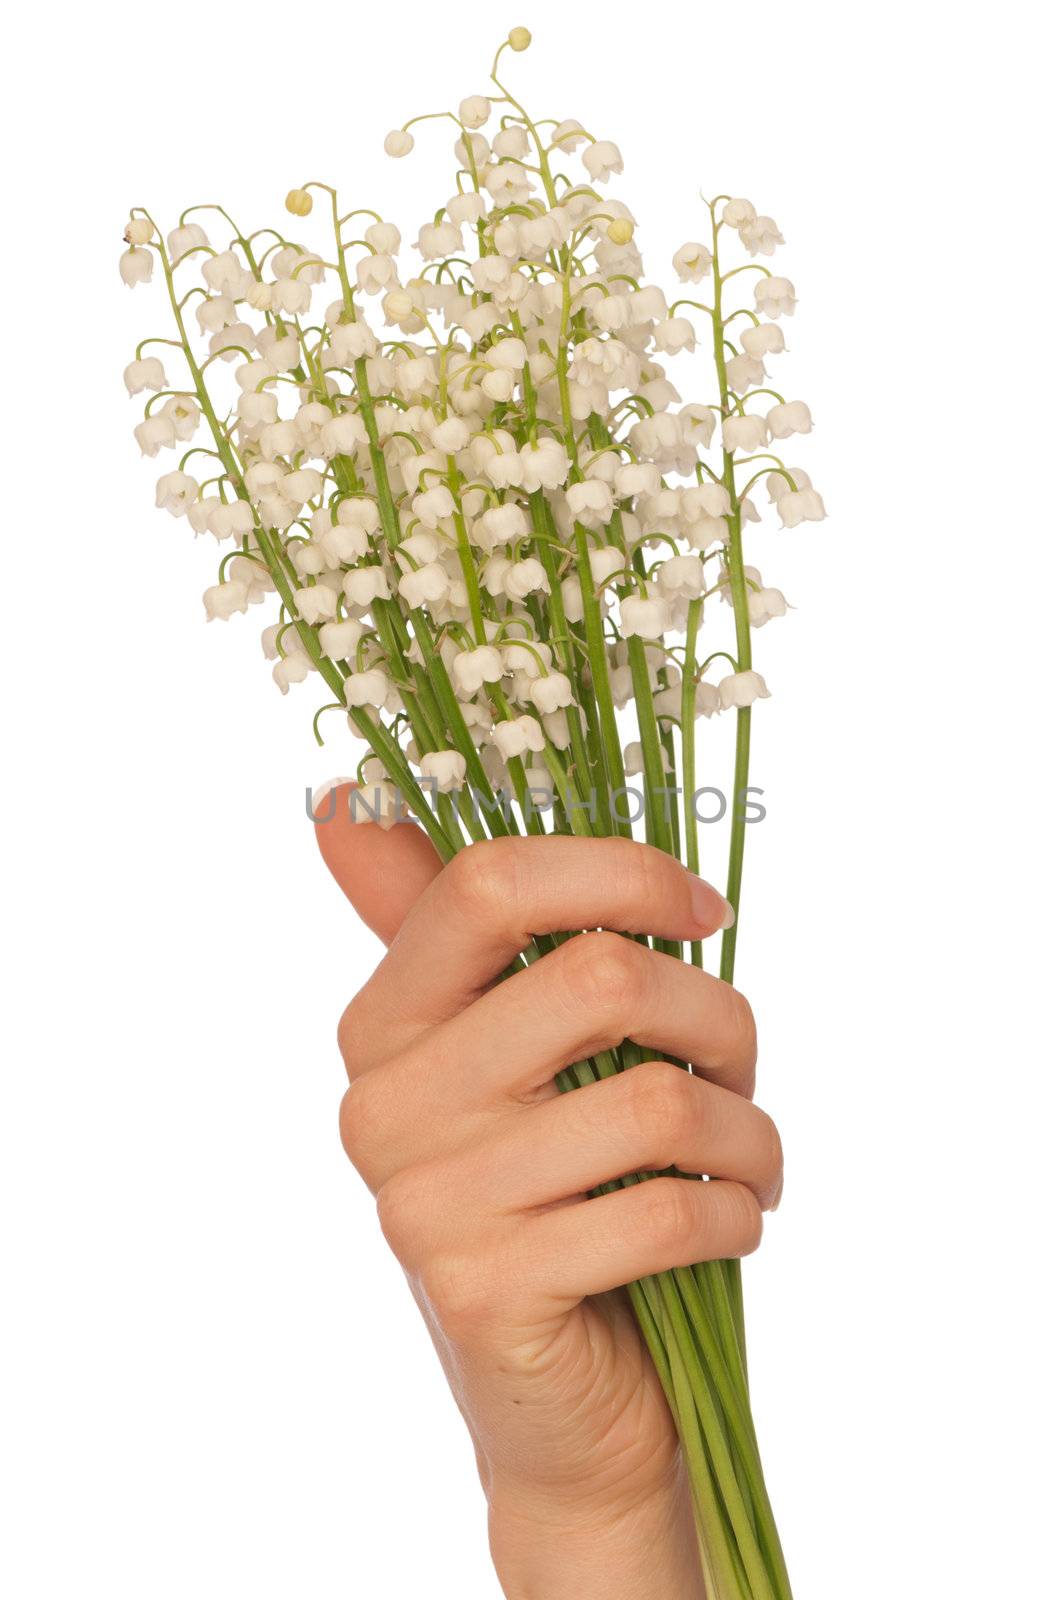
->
[317,809,783,1599]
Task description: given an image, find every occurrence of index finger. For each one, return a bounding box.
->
[368,835,733,1029]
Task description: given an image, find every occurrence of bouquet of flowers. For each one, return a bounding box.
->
[120,25,823,1596]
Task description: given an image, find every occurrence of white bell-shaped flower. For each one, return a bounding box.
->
[319,618,365,659]
[418,220,463,261]
[167,222,209,258]
[453,645,504,696]
[740,323,787,358]
[347,781,404,828]
[135,415,177,457]
[748,587,789,627]
[718,670,771,709]
[155,471,199,516]
[208,501,254,542]
[619,594,670,639]
[344,669,390,709]
[726,354,765,395]
[123,356,167,395]
[203,580,249,621]
[493,715,546,760]
[739,216,785,256]
[420,750,467,792]
[430,416,471,453]
[272,651,311,694]
[519,438,569,491]
[566,479,614,526]
[120,248,153,287]
[777,486,827,528]
[343,567,390,611]
[398,563,450,606]
[722,414,770,452]
[754,276,797,319]
[458,94,490,129]
[658,555,706,600]
[588,546,628,586]
[503,558,549,601]
[528,672,575,714]
[447,192,486,225]
[582,140,623,180]
[655,316,697,355]
[203,250,247,296]
[721,198,756,228]
[767,401,812,439]
[672,242,712,283]
[293,585,337,625]
[696,681,721,718]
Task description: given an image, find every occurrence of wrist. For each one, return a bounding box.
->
[487,1465,703,1599]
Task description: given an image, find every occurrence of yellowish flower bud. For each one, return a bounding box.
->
[607,217,634,245]
[285,188,313,217]
[508,26,531,50]
[383,289,414,321]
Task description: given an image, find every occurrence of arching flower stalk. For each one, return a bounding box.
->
[120,26,824,1597]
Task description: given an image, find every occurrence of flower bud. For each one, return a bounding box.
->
[607,218,634,245]
[285,188,313,217]
[508,25,531,50]
[124,217,153,245]
[458,95,490,129]
[384,129,414,158]
[482,367,515,402]
[721,198,756,228]
[382,289,414,321]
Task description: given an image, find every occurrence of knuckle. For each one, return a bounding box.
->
[337,993,369,1076]
[420,1255,497,1335]
[557,929,645,1014]
[640,1177,699,1251]
[338,1073,380,1172]
[600,835,672,906]
[625,1061,695,1154]
[375,1165,435,1262]
[443,838,519,922]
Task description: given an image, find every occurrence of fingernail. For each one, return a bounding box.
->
[688,874,733,932]
[770,1173,785,1212]
[312,777,356,816]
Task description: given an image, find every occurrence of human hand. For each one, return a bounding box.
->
[317,812,782,1598]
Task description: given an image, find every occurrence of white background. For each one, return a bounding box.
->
[3,1,1061,1594]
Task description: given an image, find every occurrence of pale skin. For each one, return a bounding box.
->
[316,800,783,1598]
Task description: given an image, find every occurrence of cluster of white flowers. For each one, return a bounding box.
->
[121,26,823,843]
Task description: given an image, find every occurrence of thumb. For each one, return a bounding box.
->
[313,782,444,945]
